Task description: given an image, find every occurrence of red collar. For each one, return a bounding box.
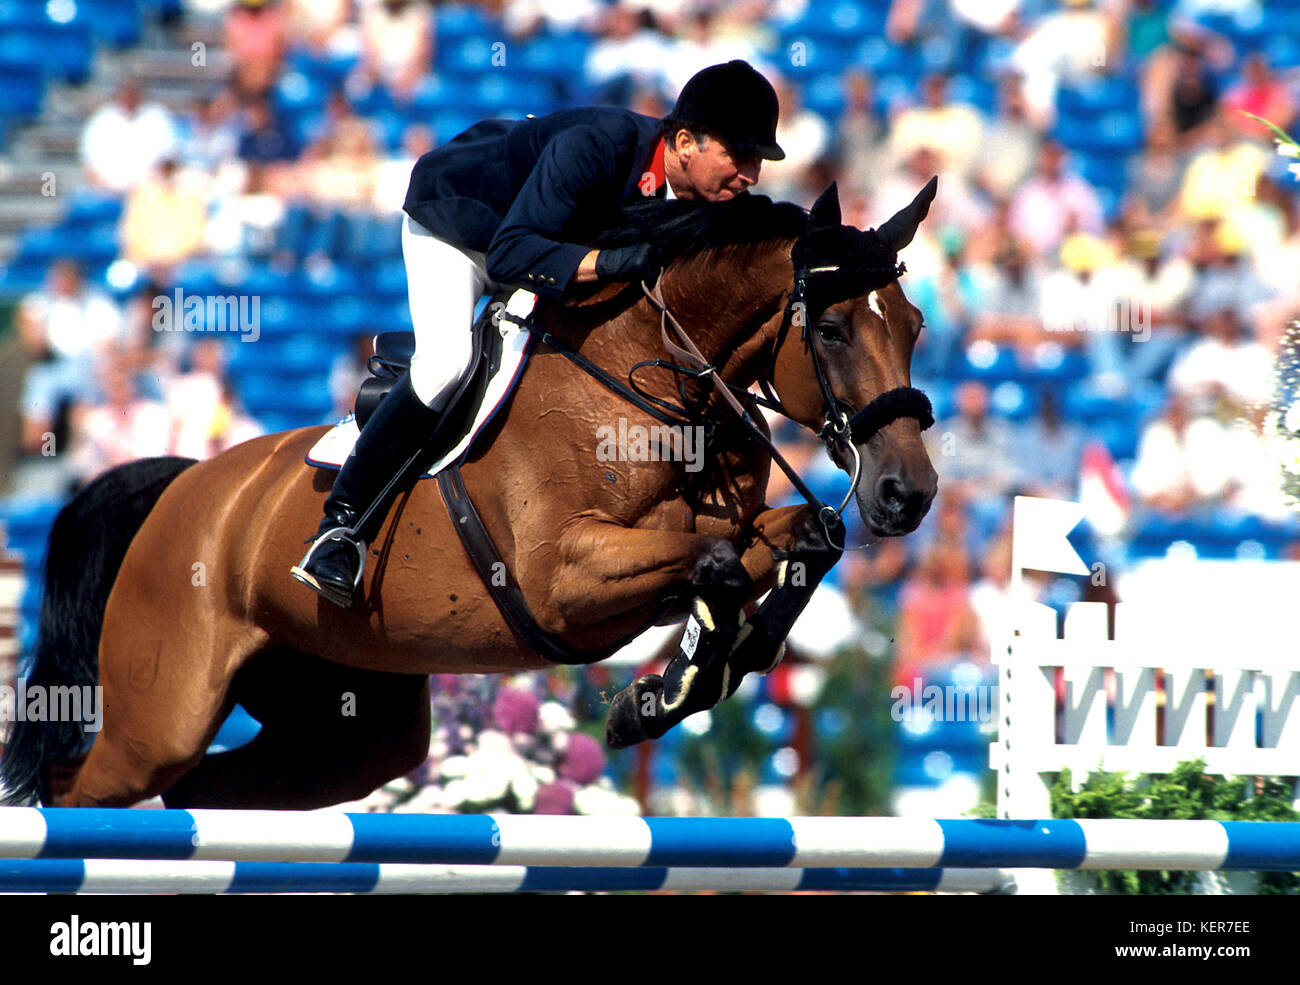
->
[640,137,667,197]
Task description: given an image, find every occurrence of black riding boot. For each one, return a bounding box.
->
[291,373,443,606]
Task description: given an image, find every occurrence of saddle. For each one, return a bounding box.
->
[308,289,626,665]
[353,290,510,441]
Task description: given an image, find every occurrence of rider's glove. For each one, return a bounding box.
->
[594,243,662,283]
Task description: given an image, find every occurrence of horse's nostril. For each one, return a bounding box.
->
[876,475,908,514]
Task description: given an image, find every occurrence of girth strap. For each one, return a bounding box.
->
[437,464,633,666]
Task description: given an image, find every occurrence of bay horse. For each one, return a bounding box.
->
[0,181,939,809]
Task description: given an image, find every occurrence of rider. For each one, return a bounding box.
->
[292,59,787,606]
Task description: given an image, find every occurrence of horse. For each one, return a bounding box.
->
[0,180,939,809]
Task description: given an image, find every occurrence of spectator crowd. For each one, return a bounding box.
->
[9,0,1300,702]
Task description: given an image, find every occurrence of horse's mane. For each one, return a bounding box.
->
[590,193,808,264]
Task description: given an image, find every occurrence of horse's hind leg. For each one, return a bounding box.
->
[59,634,238,807]
[161,648,430,810]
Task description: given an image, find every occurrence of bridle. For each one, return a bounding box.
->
[507,253,935,546]
[642,256,934,544]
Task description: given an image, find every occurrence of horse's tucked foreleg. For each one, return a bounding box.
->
[724,507,844,693]
[604,506,844,748]
[604,539,752,748]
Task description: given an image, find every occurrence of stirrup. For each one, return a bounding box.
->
[289,526,368,607]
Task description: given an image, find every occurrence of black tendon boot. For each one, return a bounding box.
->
[291,373,443,606]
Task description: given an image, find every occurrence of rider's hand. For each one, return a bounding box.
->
[594,243,662,283]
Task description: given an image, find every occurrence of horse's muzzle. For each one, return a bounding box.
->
[857,462,937,537]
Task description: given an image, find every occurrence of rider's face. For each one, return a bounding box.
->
[675,131,761,201]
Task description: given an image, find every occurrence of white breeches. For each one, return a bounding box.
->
[401,213,500,409]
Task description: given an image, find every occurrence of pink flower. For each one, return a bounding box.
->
[533,781,576,814]
[559,732,605,785]
[492,687,539,734]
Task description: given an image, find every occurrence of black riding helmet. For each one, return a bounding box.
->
[666,60,785,161]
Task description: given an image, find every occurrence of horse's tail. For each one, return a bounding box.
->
[0,456,197,805]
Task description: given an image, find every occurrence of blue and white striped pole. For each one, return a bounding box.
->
[0,859,1014,894]
[1,811,1298,870]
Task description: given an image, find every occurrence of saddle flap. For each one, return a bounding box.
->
[310,288,537,479]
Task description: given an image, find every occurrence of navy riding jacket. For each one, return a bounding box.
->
[402,107,666,300]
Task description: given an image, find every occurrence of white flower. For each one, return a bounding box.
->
[475,730,512,756]
[1277,140,1300,158]
[529,765,556,785]
[1285,403,1300,434]
[441,778,468,807]
[462,767,510,805]
[511,770,539,811]
[573,786,642,816]
[440,755,470,779]
[1289,162,1300,179]
[538,701,575,733]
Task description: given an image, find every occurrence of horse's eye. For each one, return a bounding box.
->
[816,322,845,345]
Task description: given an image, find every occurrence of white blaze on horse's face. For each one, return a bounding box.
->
[867,291,884,320]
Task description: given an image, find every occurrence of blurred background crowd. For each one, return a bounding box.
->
[1,0,1299,818]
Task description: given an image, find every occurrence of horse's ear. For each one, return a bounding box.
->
[808,181,842,235]
[876,176,938,251]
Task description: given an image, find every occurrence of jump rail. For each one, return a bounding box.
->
[0,859,1014,894]
[1,810,1298,871]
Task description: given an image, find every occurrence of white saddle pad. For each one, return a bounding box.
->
[306,289,536,479]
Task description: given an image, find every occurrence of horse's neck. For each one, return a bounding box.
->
[538,246,791,412]
[652,249,792,393]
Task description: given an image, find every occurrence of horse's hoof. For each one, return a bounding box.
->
[605,675,666,749]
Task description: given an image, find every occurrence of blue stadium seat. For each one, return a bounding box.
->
[273,336,342,375]
[856,36,909,76]
[325,296,375,338]
[0,261,47,296]
[410,74,471,114]
[225,265,296,299]
[170,259,222,298]
[0,498,61,535]
[369,258,409,300]
[803,71,846,119]
[872,73,917,116]
[1057,109,1142,153]
[273,70,328,115]
[957,342,1017,381]
[436,2,496,40]
[13,226,64,267]
[18,22,94,83]
[62,192,124,227]
[775,35,852,78]
[440,35,500,76]
[474,73,548,117]
[296,260,363,299]
[431,110,480,145]
[0,1,47,29]
[786,0,887,37]
[1056,76,1140,118]
[0,62,44,117]
[514,34,587,81]
[946,73,997,115]
[80,0,143,47]
[1263,33,1300,69]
